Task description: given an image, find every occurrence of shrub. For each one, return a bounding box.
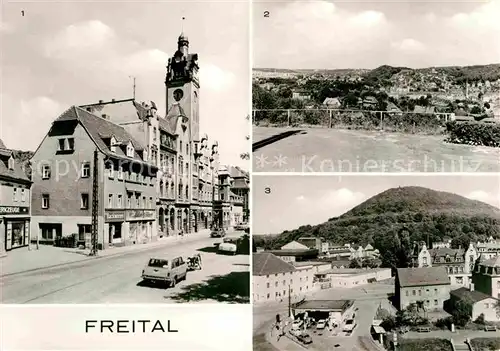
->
[435,317,453,329]
[474,313,486,325]
[445,121,500,148]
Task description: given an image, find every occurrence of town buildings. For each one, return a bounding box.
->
[475,237,500,260]
[315,267,391,289]
[252,252,315,303]
[26,32,247,249]
[472,256,500,299]
[0,139,32,256]
[415,243,478,287]
[30,106,159,249]
[395,267,451,311]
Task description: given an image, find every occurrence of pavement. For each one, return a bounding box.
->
[252,126,500,173]
[0,230,250,304]
[402,329,500,344]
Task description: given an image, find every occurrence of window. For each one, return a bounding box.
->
[406,291,409,296]
[149,197,153,208]
[267,282,270,289]
[142,196,146,208]
[434,300,438,306]
[108,194,113,208]
[42,164,51,179]
[485,303,489,309]
[434,288,438,295]
[78,224,91,241]
[418,290,422,296]
[117,195,122,208]
[127,194,132,208]
[81,193,89,209]
[21,189,26,202]
[180,141,183,153]
[153,127,157,142]
[67,138,74,150]
[107,165,114,178]
[8,157,14,170]
[275,281,278,287]
[81,162,90,178]
[42,194,50,209]
[412,290,416,296]
[13,188,18,202]
[126,144,134,157]
[423,257,427,265]
[118,167,123,180]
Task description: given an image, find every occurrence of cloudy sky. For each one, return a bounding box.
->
[0,1,250,168]
[253,175,500,235]
[254,0,500,69]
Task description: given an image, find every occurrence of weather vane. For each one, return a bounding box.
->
[181,16,185,32]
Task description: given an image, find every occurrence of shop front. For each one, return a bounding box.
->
[105,210,125,246]
[1,205,30,251]
[126,209,156,245]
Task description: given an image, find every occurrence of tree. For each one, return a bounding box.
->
[451,299,472,327]
[470,106,482,114]
[349,259,363,268]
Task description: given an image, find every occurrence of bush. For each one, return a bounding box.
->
[445,121,500,148]
[435,317,453,330]
[474,313,486,325]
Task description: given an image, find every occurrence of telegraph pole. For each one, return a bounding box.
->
[90,149,99,256]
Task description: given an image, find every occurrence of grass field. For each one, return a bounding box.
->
[253,126,500,173]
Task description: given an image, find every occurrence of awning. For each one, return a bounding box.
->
[372,326,386,334]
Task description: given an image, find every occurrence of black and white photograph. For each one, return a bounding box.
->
[252,174,500,350]
[0,2,250,304]
[252,1,500,173]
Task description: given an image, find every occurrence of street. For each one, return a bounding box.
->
[1,231,250,304]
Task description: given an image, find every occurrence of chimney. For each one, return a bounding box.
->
[99,100,104,104]
[469,283,474,291]
[111,99,116,102]
[102,114,107,119]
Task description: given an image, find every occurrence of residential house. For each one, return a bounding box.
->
[252,252,315,303]
[323,97,341,108]
[0,139,32,256]
[416,243,478,287]
[227,166,250,223]
[30,106,158,249]
[362,96,378,109]
[386,102,403,116]
[472,255,500,300]
[297,237,322,251]
[449,287,499,322]
[395,267,451,311]
[217,166,244,228]
[266,248,319,263]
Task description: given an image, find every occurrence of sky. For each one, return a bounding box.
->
[253,175,500,235]
[0,1,250,169]
[254,0,500,69]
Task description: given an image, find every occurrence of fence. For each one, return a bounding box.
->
[252,108,494,134]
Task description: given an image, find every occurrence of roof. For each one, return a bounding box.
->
[292,261,330,267]
[450,287,497,303]
[323,97,340,105]
[322,268,388,275]
[481,256,500,268]
[429,247,464,257]
[397,267,450,287]
[330,260,352,267]
[54,106,154,167]
[414,105,436,114]
[267,249,318,257]
[281,241,309,250]
[228,165,249,179]
[0,148,31,183]
[294,300,352,311]
[253,253,296,276]
[386,102,402,112]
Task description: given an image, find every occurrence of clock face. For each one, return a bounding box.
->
[173,89,184,102]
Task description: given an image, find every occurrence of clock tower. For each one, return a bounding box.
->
[165,32,200,142]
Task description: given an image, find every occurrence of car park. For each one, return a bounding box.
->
[141,256,187,287]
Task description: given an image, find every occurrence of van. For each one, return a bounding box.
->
[141,256,187,287]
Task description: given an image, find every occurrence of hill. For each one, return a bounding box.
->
[255,187,500,261]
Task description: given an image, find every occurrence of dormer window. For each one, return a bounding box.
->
[126,143,134,158]
[8,156,14,170]
[110,137,117,153]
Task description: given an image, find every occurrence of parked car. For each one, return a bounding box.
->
[141,256,187,287]
[210,228,226,238]
[343,319,356,332]
[316,319,327,330]
[218,242,237,255]
[296,332,313,345]
[234,222,249,231]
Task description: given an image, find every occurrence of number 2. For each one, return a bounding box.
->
[264,11,270,18]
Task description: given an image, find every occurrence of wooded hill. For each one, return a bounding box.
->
[254,187,500,266]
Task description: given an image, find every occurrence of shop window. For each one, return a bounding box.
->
[78,224,91,242]
[10,221,27,248]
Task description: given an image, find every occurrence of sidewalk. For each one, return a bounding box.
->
[0,230,209,277]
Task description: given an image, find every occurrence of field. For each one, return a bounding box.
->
[470,338,500,351]
[399,339,453,351]
[253,127,500,173]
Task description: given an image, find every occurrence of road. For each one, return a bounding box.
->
[0,231,250,304]
[253,127,500,173]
